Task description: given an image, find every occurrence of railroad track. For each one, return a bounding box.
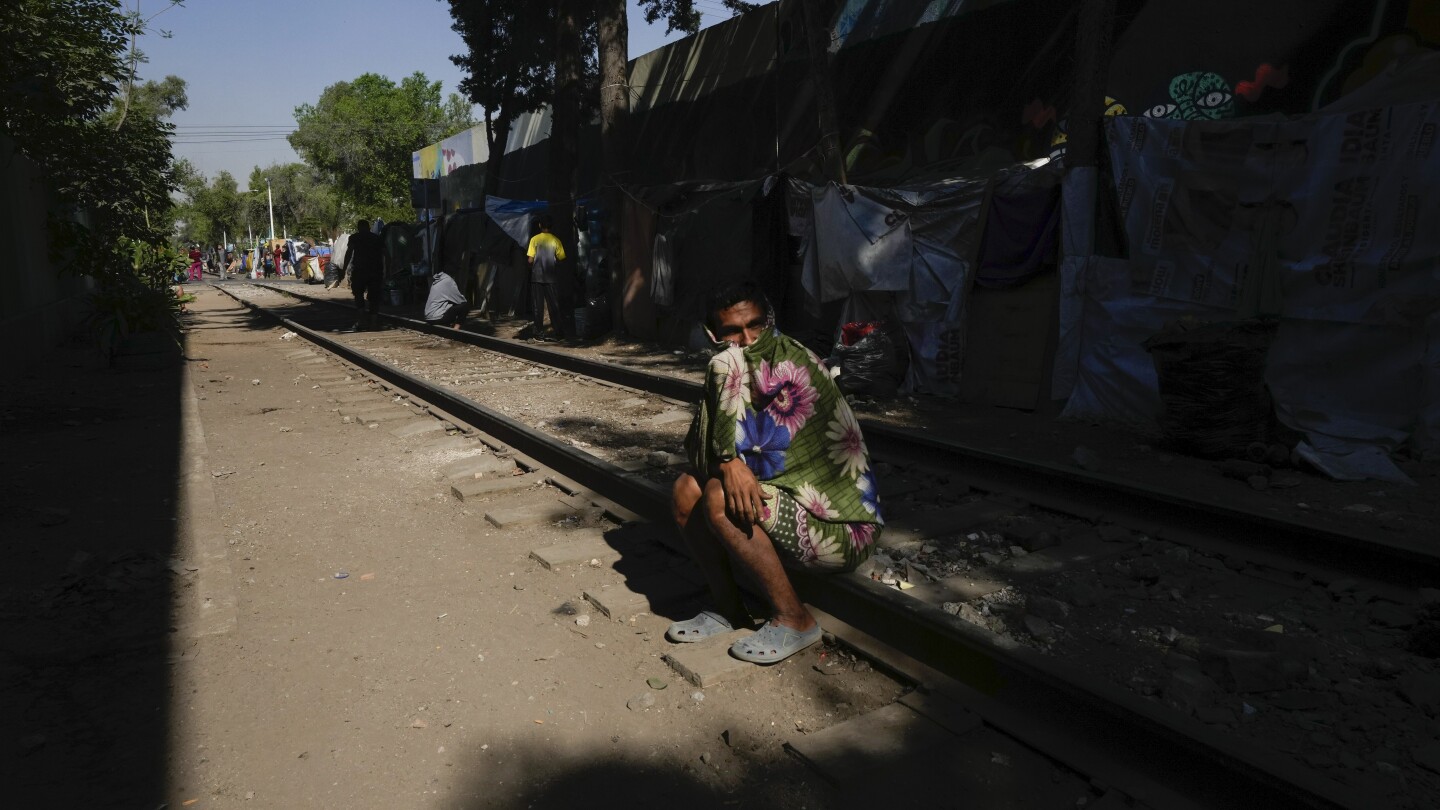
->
[210,280,1421,808]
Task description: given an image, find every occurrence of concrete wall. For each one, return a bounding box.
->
[0,136,93,376]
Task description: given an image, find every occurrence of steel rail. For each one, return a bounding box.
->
[217,283,1368,809]
[251,281,1438,587]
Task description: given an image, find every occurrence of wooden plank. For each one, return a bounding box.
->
[805,606,1207,810]
[662,629,757,688]
[583,570,703,620]
[390,420,444,438]
[649,410,692,426]
[483,498,577,529]
[896,690,983,737]
[331,391,383,404]
[784,703,954,782]
[529,533,623,570]
[348,408,414,424]
[441,453,515,479]
[450,473,540,502]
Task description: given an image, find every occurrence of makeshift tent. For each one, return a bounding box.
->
[787,173,991,395]
[1058,101,1440,480]
[440,208,526,315]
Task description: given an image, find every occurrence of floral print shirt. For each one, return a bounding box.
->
[686,327,883,529]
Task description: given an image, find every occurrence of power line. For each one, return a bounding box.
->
[172,136,294,144]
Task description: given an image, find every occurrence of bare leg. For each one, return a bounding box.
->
[672,473,748,624]
[699,478,816,632]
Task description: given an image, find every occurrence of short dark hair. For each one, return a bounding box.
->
[356,218,370,232]
[704,279,771,331]
[535,214,553,231]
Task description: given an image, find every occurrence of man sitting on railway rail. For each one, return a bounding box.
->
[669,280,883,664]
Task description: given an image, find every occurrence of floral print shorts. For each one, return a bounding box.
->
[759,483,878,572]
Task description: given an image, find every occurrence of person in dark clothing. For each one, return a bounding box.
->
[347,218,385,330]
[526,215,571,340]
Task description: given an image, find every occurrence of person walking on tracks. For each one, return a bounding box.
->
[525,215,570,341]
[186,245,203,283]
[326,231,351,290]
[668,280,882,664]
[347,218,385,330]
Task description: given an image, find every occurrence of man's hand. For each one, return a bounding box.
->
[718,458,771,528]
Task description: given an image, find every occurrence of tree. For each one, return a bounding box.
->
[444,1,557,200]
[549,0,586,317]
[120,73,189,124]
[1,1,189,356]
[445,0,753,330]
[111,0,186,131]
[636,0,757,33]
[1,2,183,245]
[288,72,474,222]
[245,163,345,240]
[597,0,631,330]
[173,165,247,246]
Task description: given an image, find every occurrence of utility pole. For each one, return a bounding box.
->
[266,177,276,241]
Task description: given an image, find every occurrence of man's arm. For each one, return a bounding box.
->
[713,457,770,528]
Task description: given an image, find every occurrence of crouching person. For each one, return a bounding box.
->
[669,281,882,664]
[424,268,469,328]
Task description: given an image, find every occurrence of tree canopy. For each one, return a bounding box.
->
[0,1,182,246]
[636,0,757,35]
[173,162,243,246]
[246,163,345,240]
[288,72,474,222]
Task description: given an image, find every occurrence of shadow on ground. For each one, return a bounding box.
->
[0,337,184,805]
[443,706,1097,810]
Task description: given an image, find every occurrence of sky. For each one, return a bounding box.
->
[141,0,736,184]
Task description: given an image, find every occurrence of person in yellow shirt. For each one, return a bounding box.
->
[526,216,571,341]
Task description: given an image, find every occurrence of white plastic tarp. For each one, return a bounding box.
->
[1060,101,1440,477]
[788,177,987,396]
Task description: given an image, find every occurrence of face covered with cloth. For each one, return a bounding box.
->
[685,296,883,572]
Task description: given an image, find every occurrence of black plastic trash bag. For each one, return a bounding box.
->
[574,296,611,340]
[1144,318,1278,459]
[827,321,901,397]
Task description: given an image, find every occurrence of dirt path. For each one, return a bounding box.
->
[164,288,910,808]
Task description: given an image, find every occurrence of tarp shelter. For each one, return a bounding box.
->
[439,208,526,315]
[1058,100,1440,481]
[402,0,1436,478]
[788,171,1006,396]
[617,179,789,347]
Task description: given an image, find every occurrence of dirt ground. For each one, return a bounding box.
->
[276,279,1440,804]
[5,288,931,809]
[10,280,1437,807]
